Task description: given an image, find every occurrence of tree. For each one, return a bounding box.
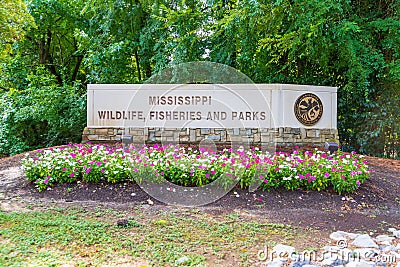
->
[0,0,34,58]
[0,0,399,158]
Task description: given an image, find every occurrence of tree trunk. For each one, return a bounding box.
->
[135,50,141,81]
[71,55,84,82]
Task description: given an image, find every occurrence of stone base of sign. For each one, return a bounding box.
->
[82,127,339,147]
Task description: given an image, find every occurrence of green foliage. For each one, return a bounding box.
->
[21,144,370,194]
[0,0,35,56]
[0,68,86,155]
[0,208,300,266]
[0,0,399,157]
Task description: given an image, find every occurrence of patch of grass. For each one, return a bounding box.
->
[0,207,306,266]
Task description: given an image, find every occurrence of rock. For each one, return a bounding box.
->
[330,231,359,241]
[272,244,296,258]
[352,234,380,248]
[321,253,340,266]
[147,199,154,205]
[388,228,400,237]
[353,248,379,259]
[354,248,379,258]
[375,235,395,244]
[393,230,400,238]
[266,259,286,267]
[330,259,349,266]
[381,245,398,252]
[392,252,400,259]
[346,261,376,267]
[176,256,189,264]
[116,219,129,227]
[321,257,347,266]
[338,248,355,258]
[290,261,313,267]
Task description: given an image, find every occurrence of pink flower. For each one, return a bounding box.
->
[101,168,105,173]
[299,174,305,180]
[69,173,75,177]
[324,172,330,178]
[44,179,49,184]
[356,180,361,186]
[70,153,76,158]
[62,167,67,171]
[205,173,210,178]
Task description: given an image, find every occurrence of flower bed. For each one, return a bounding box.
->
[21,143,371,194]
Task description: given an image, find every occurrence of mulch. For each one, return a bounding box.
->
[1,151,400,232]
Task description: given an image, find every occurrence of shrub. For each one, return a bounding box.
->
[21,143,371,194]
[0,68,86,155]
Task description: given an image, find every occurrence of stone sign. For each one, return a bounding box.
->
[83,84,338,146]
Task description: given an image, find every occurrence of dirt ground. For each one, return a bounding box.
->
[1,152,400,234]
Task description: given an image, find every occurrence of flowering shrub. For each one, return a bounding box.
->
[21,143,371,194]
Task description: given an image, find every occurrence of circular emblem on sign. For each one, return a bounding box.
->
[294,93,323,126]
